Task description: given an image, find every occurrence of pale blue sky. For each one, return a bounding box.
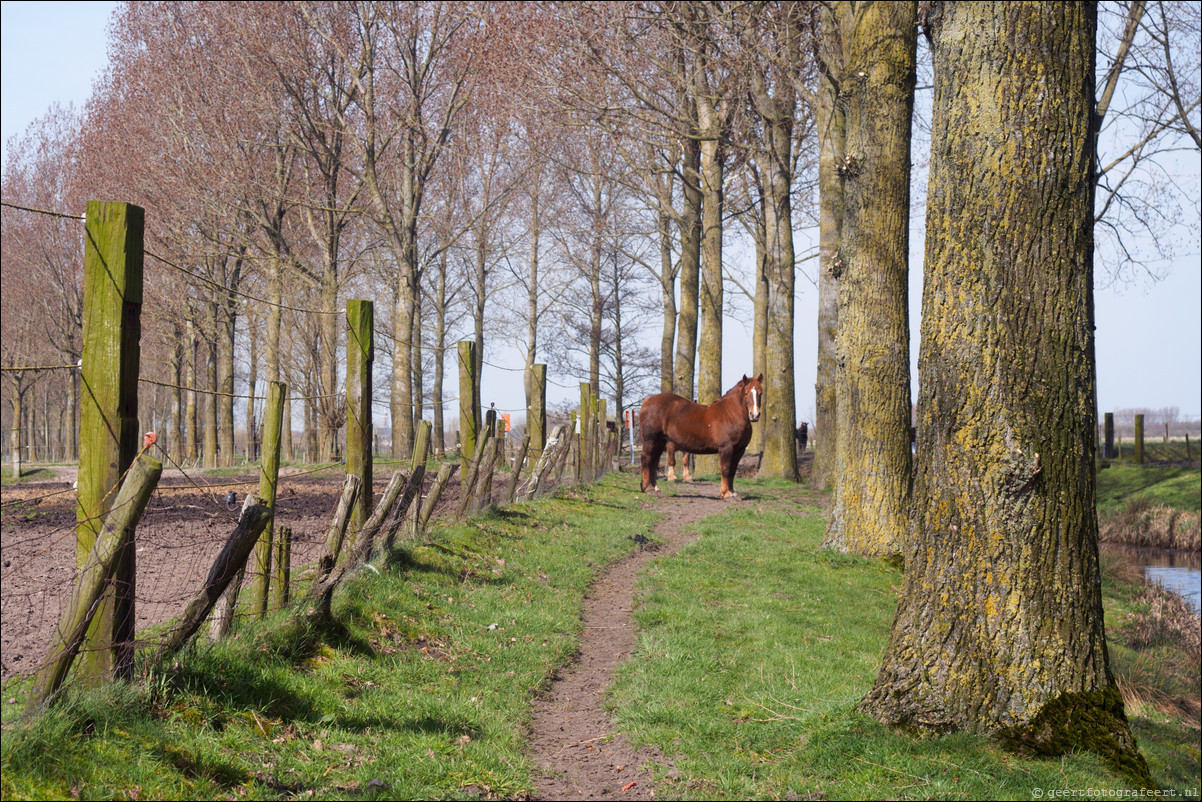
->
[3,1,1199,422]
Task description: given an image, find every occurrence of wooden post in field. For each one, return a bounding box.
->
[459,341,478,474]
[28,454,160,711]
[274,526,292,610]
[529,364,547,470]
[1104,412,1114,459]
[346,300,374,530]
[596,396,605,476]
[1134,413,1145,465]
[570,409,581,483]
[399,420,432,546]
[77,200,143,683]
[579,384,592,482]
[251,381,286,616]
[479,408,498,506]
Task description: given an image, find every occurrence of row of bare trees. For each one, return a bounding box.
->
[2,0,1198,779]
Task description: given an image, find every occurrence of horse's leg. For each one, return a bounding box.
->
[641,438,665,493]
[666,442,677,482]
[719,447,739,499]
[682,452,693,483]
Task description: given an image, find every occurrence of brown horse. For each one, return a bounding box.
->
[639,374,764,499]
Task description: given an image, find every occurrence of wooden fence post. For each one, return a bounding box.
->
[457,416,495,518]
[161,498,273,660]
[273,526,292,611]
[1104,412,1114,459]
[251,380,286,617]
[529,364,547,470]
[346,300,374,530]
[478,408,499,510]
[402,420,433,544]
[1134,413,1145,465]
[27,454,160,711]
[459,341,478,474]
[579,384,592,483]
[77,200,144,683]
[596,397,606,478]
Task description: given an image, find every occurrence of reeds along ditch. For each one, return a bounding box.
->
[1099,498,1201,551]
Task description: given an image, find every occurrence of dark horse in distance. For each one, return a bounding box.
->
[639,374,764,499]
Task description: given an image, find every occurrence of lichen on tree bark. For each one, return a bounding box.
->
[861,2,1149,783]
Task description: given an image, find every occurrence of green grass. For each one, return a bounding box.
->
[2,475,657,800]
[3,472,1198,800]
[608,479,1201,800]
[1096,464,1201,516]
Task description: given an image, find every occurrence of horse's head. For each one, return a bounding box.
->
[739,373,764,422]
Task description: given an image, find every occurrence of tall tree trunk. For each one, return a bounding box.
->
[320,250,339,463]
[8,387,23,479]
[218,295,237,467]
[824,1,916,556]
[171,324,184,459]
[433,246,449,455]
[246,321,258,461]
[204,326,219,469]
[673,136,702,398]
[862,2,1148,783]
[525,188,542,434]
[185,320,198,463]
[750,188,768,458]
[759,104,799,482]
[811,3,847,491]
[657,206,676,394]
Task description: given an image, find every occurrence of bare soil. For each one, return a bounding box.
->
[528,488,728,801]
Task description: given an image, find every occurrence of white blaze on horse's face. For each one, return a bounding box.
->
[749,387,760,422]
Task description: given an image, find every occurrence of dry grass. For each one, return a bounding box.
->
[1114,581,1201,724]
[1100,497,1201,551]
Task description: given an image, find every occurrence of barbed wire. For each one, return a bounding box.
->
[145,249,341,317]
[0,201,84,221]
[138,375,341,403]
[0,363,79,372]
[0,486,75,509]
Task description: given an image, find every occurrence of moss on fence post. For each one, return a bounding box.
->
[77,200,144,683]
[346,300,374,530]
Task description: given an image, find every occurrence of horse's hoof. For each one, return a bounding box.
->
[721,492,739,500]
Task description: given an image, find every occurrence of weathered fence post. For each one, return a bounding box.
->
[1104,412,1114,459]
[316,475,361,586]
[27,454,160,711]
[250,380,286,617]
[597,397,607,478]
[77,200,144,683]
[457,415,495,518]
[481,409,499,505]
[273,525,292,610]
[346,300,374,529]
[459,341,478,474]
[579,384,592,482]
[529,364,547,470]
[1134,413,1145,465]
[417,461,459,535]
[401,420,433,544]
[162,497,273,659]
[507,433,531,504]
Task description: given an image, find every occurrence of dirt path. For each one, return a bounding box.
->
[528,487,728,800]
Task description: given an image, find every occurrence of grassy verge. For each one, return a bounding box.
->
[1096,464,1201,517]
[1,475,657,800]
[609,479,1200,800]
